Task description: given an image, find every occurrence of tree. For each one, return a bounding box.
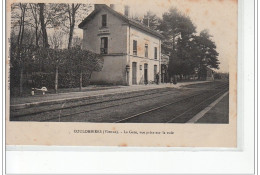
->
[29,3,67,47]
[11,3,29,46]
[38,3,49,48]
[34,46,103,92]
[49,30,65,49]
[142,11,160,31]
[131,15,142,23]
[63,4,92,49]
[10,43,37,95]
[192,30,219,79]
[10,3,30,95]
[17,4,27,46]
[71,36,82,48]
[159,8,196,79]
[158,8,196,56]
[28,4,41,47]
[47,32,65,91]
[69,47,103,90]
[46,3,92,49]
[10,3,102,95]
[66,4,81,49]
[36,48,67,93]
[82,51,103,87]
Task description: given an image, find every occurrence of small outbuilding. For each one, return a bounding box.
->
[199,67,215,81]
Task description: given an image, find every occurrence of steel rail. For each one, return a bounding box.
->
[11,87,174,118]
[114,86,229,123]
[166,89,229,123]
[11,82,228,121]
[41,89,195,121]
[44,83,229,122]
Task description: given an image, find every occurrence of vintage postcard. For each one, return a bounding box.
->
[6,0,237,147]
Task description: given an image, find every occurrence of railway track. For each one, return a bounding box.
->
[114,84,229,123]
[46,82,228,122]
[41,88,183,122]
[166,89,228,123]
[11,88,174,118]
[10,81,229,122]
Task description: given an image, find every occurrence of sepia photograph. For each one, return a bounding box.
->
[9,1,232,123]
[6,0,258,174]
[6,0,237,147]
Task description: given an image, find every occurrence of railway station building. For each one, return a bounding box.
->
[79,4,164,85]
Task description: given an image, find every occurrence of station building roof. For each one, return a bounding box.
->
[78,4,164,39]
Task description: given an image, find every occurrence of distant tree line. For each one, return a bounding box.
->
[139,9,220,81]
[214,72,229,80]
[10,3,103,96]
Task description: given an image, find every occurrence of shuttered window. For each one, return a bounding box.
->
[133,40,137,55]
[100,37,108,54]
[154,47,157,59]
[145,44,148,58]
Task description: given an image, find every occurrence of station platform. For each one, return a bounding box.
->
[195,93,229,123]
[10,81,209,109]
[187,91,229,123]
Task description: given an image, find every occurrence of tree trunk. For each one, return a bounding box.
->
[39,3,49,48]
[20,15,25,45]
[35,26,39,47]
[68,10,75,49]
[17,17,22,45]
[79,71,82,91]
[169,36,176,78]
[19,67,24,96]
[68,24,75,49]
[87,72,92,86]
[17,4,26,45]
[67,4,81,49]
[55,66,58,93]
[30,4,39,47]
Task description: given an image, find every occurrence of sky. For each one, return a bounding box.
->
[130,0,237,73]
[76,0,238,73]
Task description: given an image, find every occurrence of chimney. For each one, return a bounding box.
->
[110,4,115,9]
[94,4,102,10]
[124,5,129,17]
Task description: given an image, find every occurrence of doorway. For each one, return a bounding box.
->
[132,62,137,85]
[144,63,148,84]
[154,65,157,82]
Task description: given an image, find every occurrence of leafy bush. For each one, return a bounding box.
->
[58,73,79,88]
[10,44,104,95]
[31,73,55,89]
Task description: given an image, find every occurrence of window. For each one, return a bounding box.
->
[102,14,107,27]
[145,44,148,58]
[100,37,108,54]
[154,65,158,81]
[154,47,157,59]
[133,40,137,55]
